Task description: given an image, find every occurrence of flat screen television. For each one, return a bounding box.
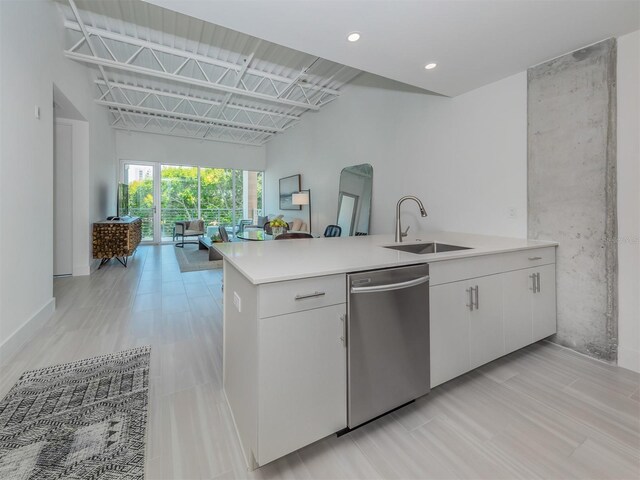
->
[117,183,129,217]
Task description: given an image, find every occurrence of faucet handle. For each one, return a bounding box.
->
[401,225,410,237]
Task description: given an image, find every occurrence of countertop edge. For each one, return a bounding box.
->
[216,240,558,285]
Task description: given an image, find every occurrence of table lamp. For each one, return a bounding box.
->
[292,190,311,233]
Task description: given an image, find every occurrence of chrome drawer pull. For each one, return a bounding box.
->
[474,285,479,310]
[294,291,326,300]
[340,314,347,347]
[528,256,543,261]
[466,287,474,311]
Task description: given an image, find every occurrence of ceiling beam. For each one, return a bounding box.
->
[63,20,341,96]
[67,0,130,130]
[95,79,300,129]
[66,50,320,111]
[98,100,282,134]
[277,58,320,99]
[111,111,269,144]
[205,44,260,138]
[94,80,301,122]
[112,124,266,147]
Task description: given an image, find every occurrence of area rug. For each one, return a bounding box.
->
[0,346,150,479]
[174,244,223,272]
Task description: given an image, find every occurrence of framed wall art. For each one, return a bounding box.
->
[279,174,301,210]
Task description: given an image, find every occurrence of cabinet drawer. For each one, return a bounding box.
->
[429,247,556,286]
[258,274,346,318]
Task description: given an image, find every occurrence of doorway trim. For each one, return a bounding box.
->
[54,118,91,276]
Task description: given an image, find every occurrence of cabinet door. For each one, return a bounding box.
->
[502,268,534,354]
[430,281,471,387]
[468,275,504,369]
[533,263,557,341]
[258,304,346,465]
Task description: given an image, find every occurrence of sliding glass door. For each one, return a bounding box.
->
[160,165,198,242]
[123,162,156,242]
[121,161,263,243]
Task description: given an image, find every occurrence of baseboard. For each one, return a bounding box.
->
[618,346,640,373]
[73,264,90,276]
[0,297,55,365]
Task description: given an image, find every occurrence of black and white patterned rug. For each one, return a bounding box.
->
[0,346,150,479]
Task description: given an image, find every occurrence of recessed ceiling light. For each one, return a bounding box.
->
[424,63,437,70]
[347,32,361,42]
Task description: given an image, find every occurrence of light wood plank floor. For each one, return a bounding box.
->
[1,245,638,479]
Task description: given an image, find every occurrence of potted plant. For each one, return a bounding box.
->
[269,217,288,237]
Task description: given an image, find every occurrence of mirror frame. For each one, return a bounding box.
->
[337,163,373,236]
[337,192,359,236]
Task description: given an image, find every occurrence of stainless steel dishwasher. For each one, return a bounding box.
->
[347,263,430,428]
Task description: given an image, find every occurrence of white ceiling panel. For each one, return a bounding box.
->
[144,0,640,97]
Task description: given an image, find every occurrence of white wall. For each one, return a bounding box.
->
[265,34,639,372]
[0,0,116,356]
[616,30,640,373]
[115,130,266,172]
[265,72,527,237]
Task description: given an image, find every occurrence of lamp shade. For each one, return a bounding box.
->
[291,191,310,205]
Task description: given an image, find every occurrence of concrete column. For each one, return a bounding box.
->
[528,39,618,362]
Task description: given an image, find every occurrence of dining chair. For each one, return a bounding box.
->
[236,219,252,235]
[323,225,342,237]
[274,232,313,240]
[218,226,230,242]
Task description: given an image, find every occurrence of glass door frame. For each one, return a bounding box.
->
[119,159,265,244]
[159,163,200,243]
[120,159,161,244]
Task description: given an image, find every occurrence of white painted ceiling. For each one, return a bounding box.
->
[144,0,640,97]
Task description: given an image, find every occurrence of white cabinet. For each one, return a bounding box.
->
[258,304,346,465]
[532,263,557,341]
[430,274,503,387]
[223,267,347,469]
[468,275,504,369]
[430,247,557,388]
[430,281,471,387]
[503,263,557,353]
[502,268,535,353]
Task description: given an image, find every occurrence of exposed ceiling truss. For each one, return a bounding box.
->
[113,113,272,146]
[60,0,359,146]
[95,80,295,134]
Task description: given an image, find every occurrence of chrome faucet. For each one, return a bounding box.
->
[395,195,428,242]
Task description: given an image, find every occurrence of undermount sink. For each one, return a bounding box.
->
[384,242,472,254]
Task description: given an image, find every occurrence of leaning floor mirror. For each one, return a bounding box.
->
[337,164,373,236]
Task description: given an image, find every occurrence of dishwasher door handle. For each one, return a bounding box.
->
[350,275,430,294]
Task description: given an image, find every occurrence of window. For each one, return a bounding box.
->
[145,164,264,242]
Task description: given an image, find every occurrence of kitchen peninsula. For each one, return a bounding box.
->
[214,232,558,469]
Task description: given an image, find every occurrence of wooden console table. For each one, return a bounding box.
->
[92,217,142,268]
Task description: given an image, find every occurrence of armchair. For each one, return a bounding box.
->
[175,219,205,247]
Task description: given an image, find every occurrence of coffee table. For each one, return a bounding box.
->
[198,236,224,260]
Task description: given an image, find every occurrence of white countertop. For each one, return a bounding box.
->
[213,231,558,285]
